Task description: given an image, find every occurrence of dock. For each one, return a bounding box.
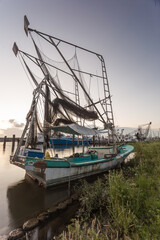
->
[0,135,20,152]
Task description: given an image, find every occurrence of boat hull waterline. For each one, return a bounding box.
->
[10,145,134,188]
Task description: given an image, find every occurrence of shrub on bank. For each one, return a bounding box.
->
[57,142,160,240]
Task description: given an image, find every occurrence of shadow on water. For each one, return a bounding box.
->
[6,177,69,232]
[6,176,81,239]
[25,200,79,240]
[25,169,118,240]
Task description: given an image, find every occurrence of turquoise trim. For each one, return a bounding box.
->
[25,144,134,168]
[89,146,113,149]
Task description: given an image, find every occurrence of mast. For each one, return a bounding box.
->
[43,82,51,152]
[13,81,43,160]
[99,55,116,146]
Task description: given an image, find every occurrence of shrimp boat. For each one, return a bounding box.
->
[10,16,134,188]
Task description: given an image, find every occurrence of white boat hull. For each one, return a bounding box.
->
[25,154,125,188]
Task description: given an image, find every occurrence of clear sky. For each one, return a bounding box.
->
[0,0,160,137]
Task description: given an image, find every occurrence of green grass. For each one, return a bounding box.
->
[57,142,160,240]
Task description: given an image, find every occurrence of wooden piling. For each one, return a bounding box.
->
[82,136,84,154]
[72,134,75,154]
[93,135,95,147]
[77,136,79,147]
[98,136,100,146]
[3,136,7,150]
[11,134,16,153]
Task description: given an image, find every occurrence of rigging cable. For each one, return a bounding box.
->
[18,54,34,90]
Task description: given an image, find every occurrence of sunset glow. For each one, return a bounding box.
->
[0,120,11,130]
[0,0,160,135]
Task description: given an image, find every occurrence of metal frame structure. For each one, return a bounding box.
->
[24,15,115,129]
[13,15,117,149]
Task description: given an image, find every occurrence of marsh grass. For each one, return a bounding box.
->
[57,142,160,239]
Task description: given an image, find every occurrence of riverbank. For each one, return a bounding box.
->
[57,142,160,239]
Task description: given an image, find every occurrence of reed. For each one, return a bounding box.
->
[57,142,160,240]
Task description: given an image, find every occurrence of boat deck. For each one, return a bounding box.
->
[24,145,134,168]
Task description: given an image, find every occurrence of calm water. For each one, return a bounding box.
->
[0,142,85,236]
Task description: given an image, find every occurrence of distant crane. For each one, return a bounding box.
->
[135,122,152,141]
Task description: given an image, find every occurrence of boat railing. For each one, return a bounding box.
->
[46,157,72,166]
[10,155,26,169]
[10,155,26,163]
[104,153,117,159]
[117,143,126,153]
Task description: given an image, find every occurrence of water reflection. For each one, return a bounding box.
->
[0,142,83,235]
[7,178,69,231]
[48,145,88,158]
[28,201,79,240]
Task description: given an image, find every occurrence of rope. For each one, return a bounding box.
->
[18,54,34,90]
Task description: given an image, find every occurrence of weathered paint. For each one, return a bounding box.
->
[24,145,134,187]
